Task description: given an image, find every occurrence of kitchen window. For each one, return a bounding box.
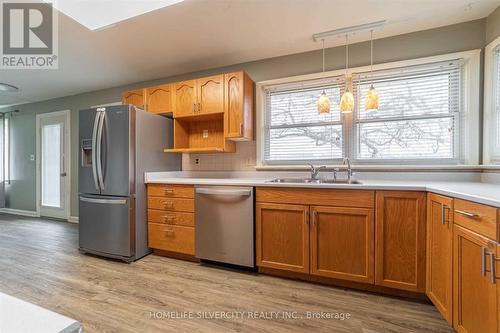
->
[484,38,500,164]
[258,50,480,167]
[352,60,462,163]
[263,76,345,164]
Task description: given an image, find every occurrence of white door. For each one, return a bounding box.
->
[37,111,70,219]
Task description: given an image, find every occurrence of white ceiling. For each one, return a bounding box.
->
[0,0,498,107]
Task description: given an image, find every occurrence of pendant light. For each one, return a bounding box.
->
[317,39,330,114]
[340,34,354,113]
[365,30,379,112]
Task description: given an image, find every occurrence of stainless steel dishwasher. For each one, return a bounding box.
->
[195,186,254,268]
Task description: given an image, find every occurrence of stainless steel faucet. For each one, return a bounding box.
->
[308,163,326,180]
[343,158,353,183]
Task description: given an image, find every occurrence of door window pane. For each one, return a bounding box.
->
[42,123,61,208]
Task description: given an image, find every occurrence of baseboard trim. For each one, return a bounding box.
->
[68,216,79,223]
[0,208,40,217]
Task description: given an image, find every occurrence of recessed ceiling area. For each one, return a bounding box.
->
[44,0,185,31]
[0,0,498,107]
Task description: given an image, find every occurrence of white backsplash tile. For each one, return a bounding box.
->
[182,141,257,171]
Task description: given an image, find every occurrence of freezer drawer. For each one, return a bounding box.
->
[79,195,133,259]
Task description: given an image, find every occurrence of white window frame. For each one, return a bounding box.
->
[256,49,481,168]
[483,36,500,165]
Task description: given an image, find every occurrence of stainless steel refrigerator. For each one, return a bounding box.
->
[78,105,180,262]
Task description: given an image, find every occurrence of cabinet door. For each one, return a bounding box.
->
[426,193,454,324]
[146,84,172,114]
[122,89,145,108]
[375,191,426,292]
[256,203,309,273]
[197,75,224,115]
[453,225,497,333]
[310,206,374,284]
[173,80,197,117]
[224,72,253,140]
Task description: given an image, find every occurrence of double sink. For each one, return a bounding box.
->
[267,178,362,185]
[266,160,362,185]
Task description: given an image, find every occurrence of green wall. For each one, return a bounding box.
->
[0,18,490,217]
[486,5,500,44]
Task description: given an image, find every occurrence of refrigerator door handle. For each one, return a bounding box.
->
[79,196,127,205]
[96,111,105,190]
[91,112,101,191]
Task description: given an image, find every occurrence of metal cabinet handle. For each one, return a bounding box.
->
[441,203,445,225]
[162,201,174,207]
[482,247,487,277]
[455,209,480,219]
[192,103,196,113]
[164,189,174,195]
[165,229,175,236]
[198,103,201,113]
[312,210,318,226]
[163,215,176,223]
[304,211,309,225]
[490,252,496,284]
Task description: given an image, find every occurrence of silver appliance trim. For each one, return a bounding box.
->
[91,112,101,191]
[96,111,105,190]
[79,196,127,205]
[195,188,252,196]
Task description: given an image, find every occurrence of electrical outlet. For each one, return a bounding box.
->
[195,158,200,165]
[202,130,209,138]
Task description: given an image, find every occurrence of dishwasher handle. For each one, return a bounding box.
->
[196,188,252,196]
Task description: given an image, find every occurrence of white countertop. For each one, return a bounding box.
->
[145,171,500,208]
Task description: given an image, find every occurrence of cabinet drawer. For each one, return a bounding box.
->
[148,223,195,255]
[256,187,374,208]
[148,197,194,213]
[147,210,195,227]
[454,199,498,241]
[147,184,194,198]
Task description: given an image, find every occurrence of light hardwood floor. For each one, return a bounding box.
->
[0,214,454,333]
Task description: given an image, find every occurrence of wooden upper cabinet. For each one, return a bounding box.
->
[256,203,310,273]
[224,71,254,141]
[122,89,145,108]
[310,206,374,284]
[375,191,426,292]
[453,225,497,333]
[146,84,173,114]
[197,75,224,115]
[426,193,454,324]
[173,80,197,117]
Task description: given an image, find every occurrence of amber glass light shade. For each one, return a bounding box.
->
[340,89,354,113]
[317,90,330,114]
[365,85,379,112]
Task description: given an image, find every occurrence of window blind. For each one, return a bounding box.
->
[352,60,463,161]
[263,76,345,163]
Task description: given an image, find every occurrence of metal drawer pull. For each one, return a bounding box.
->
[490,252,496,284]
[163,215,176,222]
[455,209,480,219]
[164,189,174,194]
[165,229,175,236]
[162,201,174,206]
[196,188,251,196]
[441,204,447,225]
[482,247,487,277]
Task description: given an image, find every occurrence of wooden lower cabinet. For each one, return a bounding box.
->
[453,225,498,333]
[256,203,310,273]
[148,223,195,255]
[426,193,454,324]
[375,191,427,292]
[310,206,374,284]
